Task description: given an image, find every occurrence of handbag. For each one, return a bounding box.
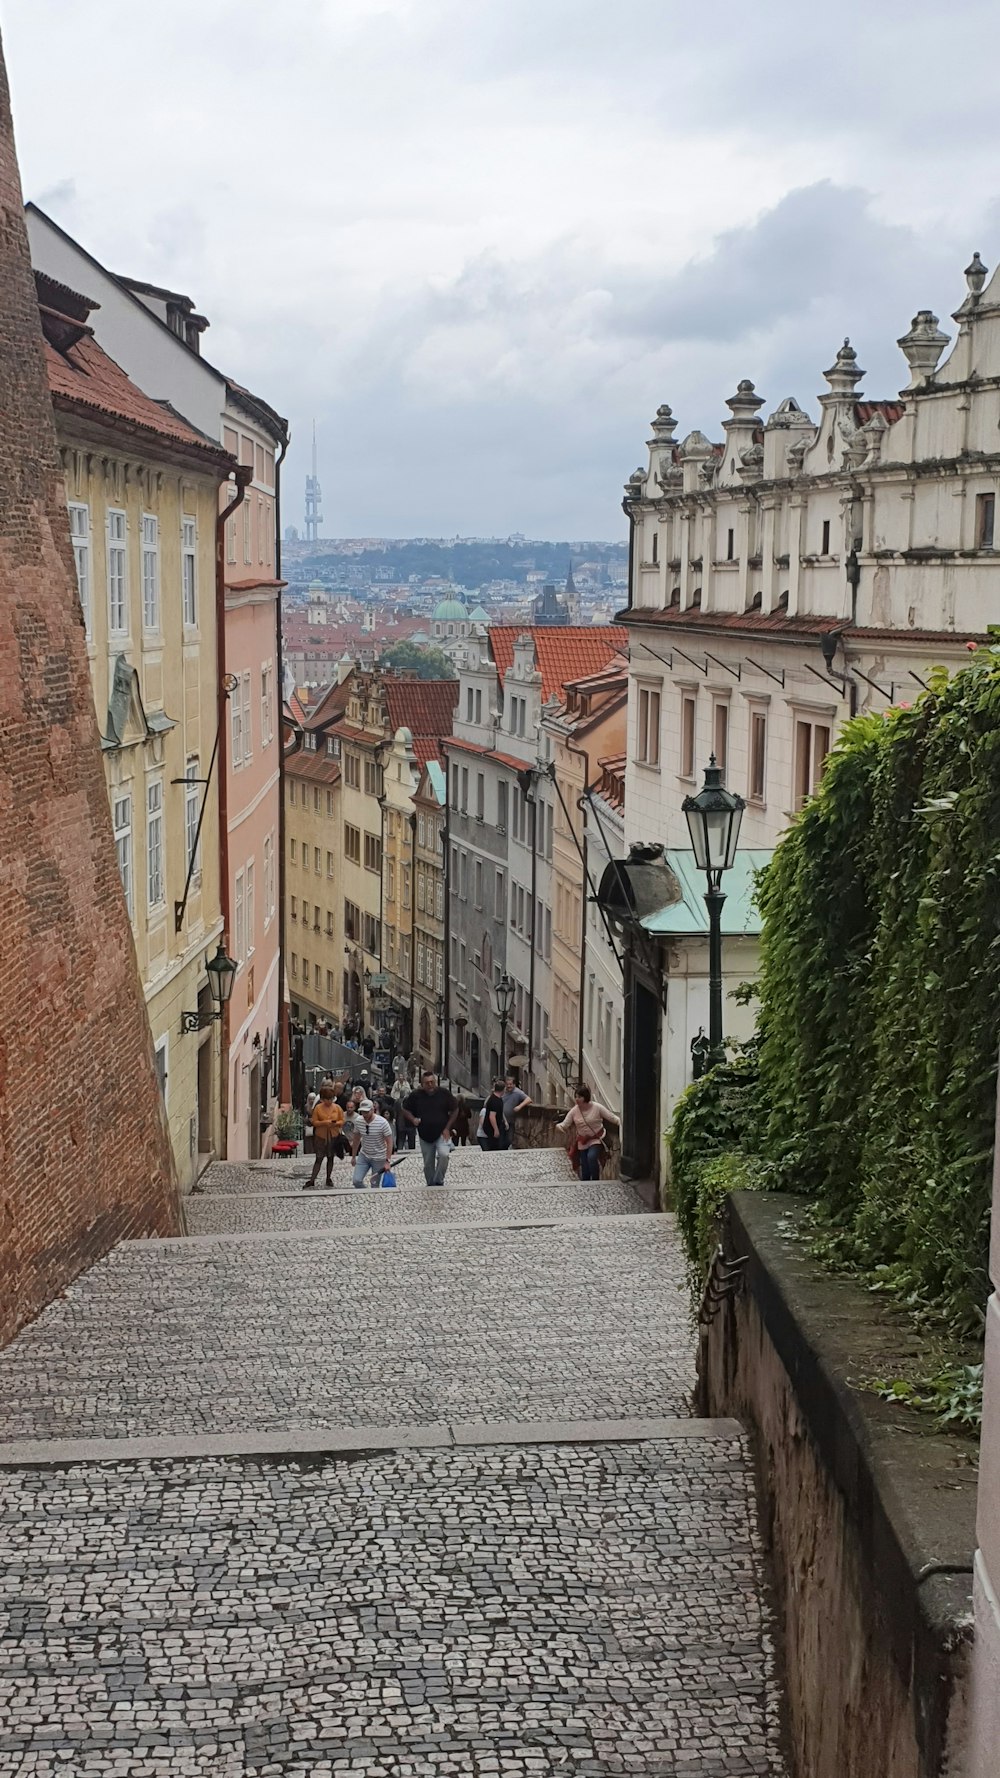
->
[380,1167,397,1190]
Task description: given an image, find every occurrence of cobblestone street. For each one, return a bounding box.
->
[0,1150,787,1775]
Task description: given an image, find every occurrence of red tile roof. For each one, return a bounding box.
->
[854,400,906,427]
[442,735,531,774]
[286,749,341,786]
[488,627,623,701]
[591,754,626,811]
[43,331,231,469]
[384,678,459,740]
[622,607,986,647]
[412,737,442,769]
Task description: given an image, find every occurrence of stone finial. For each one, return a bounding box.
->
[678,429,714,459]
[737,441,764,483]
[766,395,812,430]
[823,338,865,399]
[897,310,950,387]
[647,403,677,444]
[965,253,988,297]
[723,379,765,425]
[624,467,646,501]
[785,434,809,475]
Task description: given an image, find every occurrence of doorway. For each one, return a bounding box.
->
[621,965,660,1190]
[248,1057,262,1160]
[197,1034,213,1158]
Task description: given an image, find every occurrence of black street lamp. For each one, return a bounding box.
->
[557,1049,575,1090]
[495,972,515,1073]
[682,755,745,1063]
[181,941,238,1033]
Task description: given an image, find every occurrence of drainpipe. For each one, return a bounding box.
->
[521,772,539,1082]
[408,811,417,1054]
[442,764,451,1083]
[216,464,252,1156]
[621,499,636,612]
[273,430,291,1105]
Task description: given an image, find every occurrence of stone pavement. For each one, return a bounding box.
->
[0,1147,788,1775]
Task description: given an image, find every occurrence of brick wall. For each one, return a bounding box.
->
[0,35,179,1346]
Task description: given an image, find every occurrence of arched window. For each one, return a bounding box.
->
[481,933,492,979]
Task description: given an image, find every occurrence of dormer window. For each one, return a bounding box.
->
[669,586,681,608]
[749,589,763,611]
[690,586,702,609]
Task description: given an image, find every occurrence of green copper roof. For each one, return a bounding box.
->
[639,849,773,938]
[426,760,446,805]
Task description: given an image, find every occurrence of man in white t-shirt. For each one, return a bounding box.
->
[351,1100,394,1189]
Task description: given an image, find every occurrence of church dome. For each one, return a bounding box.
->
[433,597,469,621]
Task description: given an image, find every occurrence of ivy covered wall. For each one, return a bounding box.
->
[673,653,1000,1336]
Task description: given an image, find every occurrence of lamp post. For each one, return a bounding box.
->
[682,756,745,1064]
[495,971,515,1074]
[557,1049,575,1091]
[181,941,238,1033]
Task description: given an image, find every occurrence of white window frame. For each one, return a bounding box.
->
[184,758,201,881]
[146,778,164,910]
[713,698,730,773]
[107,508,127,635]
[246,859,255,958]
[141,512,160,631]
[113,791,133,919]
[636,682,661,768]
[230,682,242,768]
[68,502,92,638]
[263,832,275,926]
[241,671,253,763]
[260,660,273,747]
[243,496,252,565]
[182,517,197,626]
[749,707,768,804]
[234,868,245,966]
[680,692,697,780]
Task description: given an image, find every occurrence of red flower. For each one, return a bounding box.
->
[967,641,979,652]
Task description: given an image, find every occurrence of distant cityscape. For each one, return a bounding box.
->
[281,533,629,697]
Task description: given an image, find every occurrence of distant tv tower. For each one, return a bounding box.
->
[304,420,323,543]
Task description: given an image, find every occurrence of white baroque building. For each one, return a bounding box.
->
[610,251,999,1185]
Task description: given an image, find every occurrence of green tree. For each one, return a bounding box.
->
[379,640,456,680]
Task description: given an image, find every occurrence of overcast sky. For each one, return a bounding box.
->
[5,0,1000,540]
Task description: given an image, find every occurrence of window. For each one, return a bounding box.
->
[325,909,334,936]
[475,689,482,722]
[402,864,411,909]
[291,894,298,921]
[231,682,243,768]
[726,527,734,562]
[289,781,296,807]
[260,661,273,746]
[257,494,265,565]
[314,846,322,875]
[416,868,424,911]
[153,1036,168,1104]
[651,531,658,565]
[749,711,767,803]
[466,687,473,721]
[436,880,444,920]
[302,958,310,987]
[495,869,504,920]
[146,779,164,909]
[364,759,383,797]
[451,763,459,808]
[713,701,729,772]
[241,672,252,763]
[245,860,255,956]
[184,758,201,879]
[313,903,320,933]
[821,518,831,556]
[263,833,275,924]
[235,869,245,963]
[362,912,380,955]
[417,813,426,847]
[794,719,831,809]
[637,684,661,767]
[344,899,360,941]
[977,492,996,548]
[474,859,483,907]
[113,793,133,918]
[460,768,468,813]
[364,832,382,873]
[326,789,335,815]
[226,514,236,564]
[681,694,697,778]
[68,503,91,637]
[107,509,127,634]
[497,781,508,832]
[476,773,485,819]
[290,838,297,864]
[243,495,252,565]
[182,517,197,625]
[344,750,360,789]
[290,953,298,978]
[312,787,320,814]
[345,823,361,863]
[141,514,159,630]
[326,850,335,878]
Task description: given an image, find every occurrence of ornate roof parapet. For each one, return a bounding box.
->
[763,395,815,479]
[822,338,865,400]
[623,466,647,506]
[678,428,715,495]
[646,402,678,485]
[897,310,950,388]
[720,379,764,485]
[736,440,764,486]
[952,253,990,327]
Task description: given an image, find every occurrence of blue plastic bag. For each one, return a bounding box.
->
[380,1168,397,1190]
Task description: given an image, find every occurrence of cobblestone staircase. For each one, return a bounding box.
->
[0,1148,788,1775]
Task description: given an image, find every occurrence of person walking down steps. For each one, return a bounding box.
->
[556,1084,618,1182]
[481,1079,509,1151]
[305,1083,345,1190]
[351,1099,394,1189]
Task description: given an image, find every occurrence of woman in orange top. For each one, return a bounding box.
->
[306,1083,345,1190]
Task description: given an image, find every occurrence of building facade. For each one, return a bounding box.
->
[611,252,1000,1188]
[581,758,626,1117]
[27,206,290,1160]
[413,762,447,1067]
[41,273,232,1189]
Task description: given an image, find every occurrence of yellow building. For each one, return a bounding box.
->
[42,273,234,1188]
[284,674,353,1025]
[382,727,419,1054]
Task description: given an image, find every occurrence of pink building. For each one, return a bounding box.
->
[221,394,288,1157]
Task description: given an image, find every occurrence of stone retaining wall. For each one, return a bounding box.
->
[700,1192,976,1778]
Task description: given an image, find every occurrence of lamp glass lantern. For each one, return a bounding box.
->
[495,972,515,1019]
[557,1050,575,1088]
[205,941,238,1011]
[682,755,745,879]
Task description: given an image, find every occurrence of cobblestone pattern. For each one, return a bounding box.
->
[197,1149,576,1195]
[0,1223,692,1442]
[186,1179,649,1236]
[0,1438,785,1776]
